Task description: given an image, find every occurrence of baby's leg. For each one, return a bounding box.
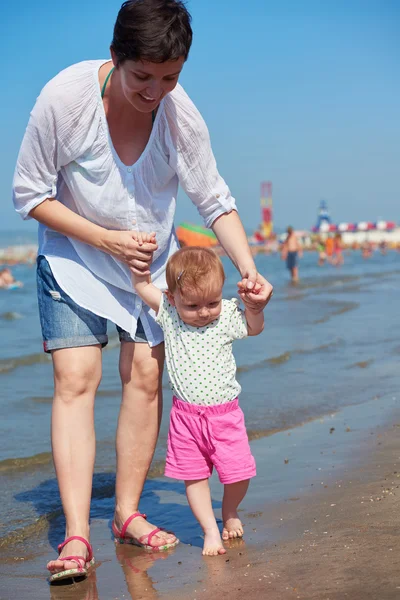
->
[222,479,250,540]
[185,479,226,556]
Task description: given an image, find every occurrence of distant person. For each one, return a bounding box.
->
[332,232,344,266]
[379,240,388,256]
[12,0,273,582]
[281,226,302,282]
[0,268,23,290]
[362,241,373,259]
[325,235,334,263]
[316,237,327,266]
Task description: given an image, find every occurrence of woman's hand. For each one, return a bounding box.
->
[237,272,273,312]
[101,230,157,276]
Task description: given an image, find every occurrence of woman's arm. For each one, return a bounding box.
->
[29,199,157,275]
[166,88,273,303]
[211,211,258,288]
[13,78,156,275]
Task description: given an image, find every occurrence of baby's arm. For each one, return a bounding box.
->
[237,279,265,336]
[244,305,264,336]
[131,232,162,313]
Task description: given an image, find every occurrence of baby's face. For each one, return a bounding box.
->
[168,281,223,327]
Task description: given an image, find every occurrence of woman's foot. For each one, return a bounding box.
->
[113,511,177,548]
[222,513,244,540]
[202,528,226,556]
[47,536,91,574]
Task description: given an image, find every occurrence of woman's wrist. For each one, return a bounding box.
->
[238,261,257,278]
[96,228,116,253]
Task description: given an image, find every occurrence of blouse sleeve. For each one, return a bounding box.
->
[12,83,68,220]
[164,85,237,228]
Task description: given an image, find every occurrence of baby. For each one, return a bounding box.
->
[132,233,266,556]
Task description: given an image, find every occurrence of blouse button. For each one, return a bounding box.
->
[216,194,220,198]
[132,219,136,225]
[127,167,132,173]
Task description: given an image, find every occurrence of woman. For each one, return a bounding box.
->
[13,0,273,580]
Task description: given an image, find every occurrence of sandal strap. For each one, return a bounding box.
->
[142,527,161,547]
[61,555,87,571]
[57,536,93,562]
[120,512,147,539]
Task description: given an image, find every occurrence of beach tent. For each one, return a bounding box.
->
[176,222,218,247]
[376,221,396,231]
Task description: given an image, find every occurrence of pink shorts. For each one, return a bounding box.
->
[165,397,256,484]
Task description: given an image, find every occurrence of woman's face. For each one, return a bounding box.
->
[113,54,185,112]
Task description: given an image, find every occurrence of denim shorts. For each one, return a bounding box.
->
[37,255,147,353]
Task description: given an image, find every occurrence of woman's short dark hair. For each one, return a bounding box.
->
[111,0,192,65]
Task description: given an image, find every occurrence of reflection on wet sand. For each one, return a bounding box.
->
[49,570,98,600]
[48,544,174,600]
[115,543,171,600]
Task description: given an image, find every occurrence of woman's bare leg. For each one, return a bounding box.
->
[114,341,177,547]
[47,345,102,573]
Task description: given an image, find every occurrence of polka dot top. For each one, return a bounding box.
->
[156,295,248,405]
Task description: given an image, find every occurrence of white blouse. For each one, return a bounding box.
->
[12,60,237,346]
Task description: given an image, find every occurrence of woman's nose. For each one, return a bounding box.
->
[145,80,161,99]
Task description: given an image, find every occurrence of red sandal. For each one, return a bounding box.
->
[112,512,179,551]
[48,535,95,583]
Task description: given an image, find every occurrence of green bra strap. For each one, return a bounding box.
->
[101,66,115,99]
[102,66,156,125]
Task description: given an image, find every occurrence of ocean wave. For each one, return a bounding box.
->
[0,452,53,473]
[312,301,359,324]
[0,311,23,321]
[237,338,344,374]
[347,359,374,369]
[0,352,51,375]
[0,510,62,550]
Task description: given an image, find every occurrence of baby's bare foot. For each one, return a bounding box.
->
[222,514,244,540]
[202,529,226,556]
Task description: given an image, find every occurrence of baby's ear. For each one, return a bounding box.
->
[165,290,176,306]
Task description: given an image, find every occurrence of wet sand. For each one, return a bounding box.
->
[1,393,400,600]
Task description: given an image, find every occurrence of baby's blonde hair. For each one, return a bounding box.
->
[166,247,225,295]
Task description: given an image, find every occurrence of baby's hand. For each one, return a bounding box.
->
[132,231,157,246]
[237,278,273,312]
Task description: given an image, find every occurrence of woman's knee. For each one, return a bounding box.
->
[119,343,164,397]
[52,346,102,404]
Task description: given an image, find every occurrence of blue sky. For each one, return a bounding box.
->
[1,0,398,233]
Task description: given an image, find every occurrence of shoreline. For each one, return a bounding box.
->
[1,392,400,599]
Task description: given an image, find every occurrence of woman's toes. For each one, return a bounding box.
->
[222,528,229,541]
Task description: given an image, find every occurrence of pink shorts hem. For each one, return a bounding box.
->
[165,396,256,483]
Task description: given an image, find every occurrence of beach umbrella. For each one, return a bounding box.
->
[176,222,218,247]
[376,221,387,230]
[357,221,368,231]
[319,222,330,233]
[328,224,337,232]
